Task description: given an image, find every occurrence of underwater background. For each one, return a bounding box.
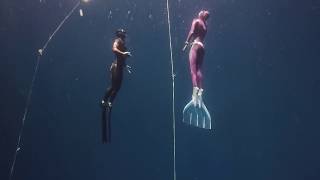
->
[1,0,320,180]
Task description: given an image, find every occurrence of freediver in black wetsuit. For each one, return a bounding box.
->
[101,29,131,143]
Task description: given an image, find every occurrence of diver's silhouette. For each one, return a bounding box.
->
[101,29,131,143]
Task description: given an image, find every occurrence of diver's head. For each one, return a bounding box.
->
[115,28,126,39]
[198,10,210,21]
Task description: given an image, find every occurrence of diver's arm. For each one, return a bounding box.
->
[186,19,199,43]
[112,40,125,55]
[183,19,199,51]
[112,40,131,57]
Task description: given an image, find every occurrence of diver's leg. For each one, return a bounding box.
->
[196,47,205,89]
[102,66,122,144]
[101,64,114,143]
[189,46,201,106]
[189,45,198,87]
[103,87,113,102]
[108,66,123,104]
[102,63,117,107]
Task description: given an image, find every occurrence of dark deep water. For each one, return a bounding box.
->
[1,0,320,180]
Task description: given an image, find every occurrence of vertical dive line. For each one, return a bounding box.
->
[9,1,81,180]
[41,1,81,54]
[166,0,176,180]
[9,56,40,180]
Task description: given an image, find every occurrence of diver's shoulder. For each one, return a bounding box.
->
[193,18,201,22]
[114,38,124,44]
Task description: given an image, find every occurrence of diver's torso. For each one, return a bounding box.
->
[114,38,127,68]
[194,19,207,43]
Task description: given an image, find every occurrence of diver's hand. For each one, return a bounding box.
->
[123,51,132,57]
[126,65,132,74]
[182,41,189,51]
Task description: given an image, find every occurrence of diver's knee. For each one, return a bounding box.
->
[190,70,197,77]
[196,69,202,76]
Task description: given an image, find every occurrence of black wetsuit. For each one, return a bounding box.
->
[101,37,127,144]
[103,38,127,104]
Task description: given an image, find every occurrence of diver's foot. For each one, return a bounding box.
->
[192,95,199,107]
[192,86,200,107]
[101,100,112,108]
[197,88,204,108]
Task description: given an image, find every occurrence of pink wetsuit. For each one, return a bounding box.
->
[186,18,207,88]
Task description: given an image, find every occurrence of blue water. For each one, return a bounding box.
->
[1,0,320,180]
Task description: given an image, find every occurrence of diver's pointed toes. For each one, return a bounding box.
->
[101,100,112,109]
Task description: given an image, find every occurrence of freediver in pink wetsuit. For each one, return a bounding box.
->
[182,10,212,129]
[183,10,210,103]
